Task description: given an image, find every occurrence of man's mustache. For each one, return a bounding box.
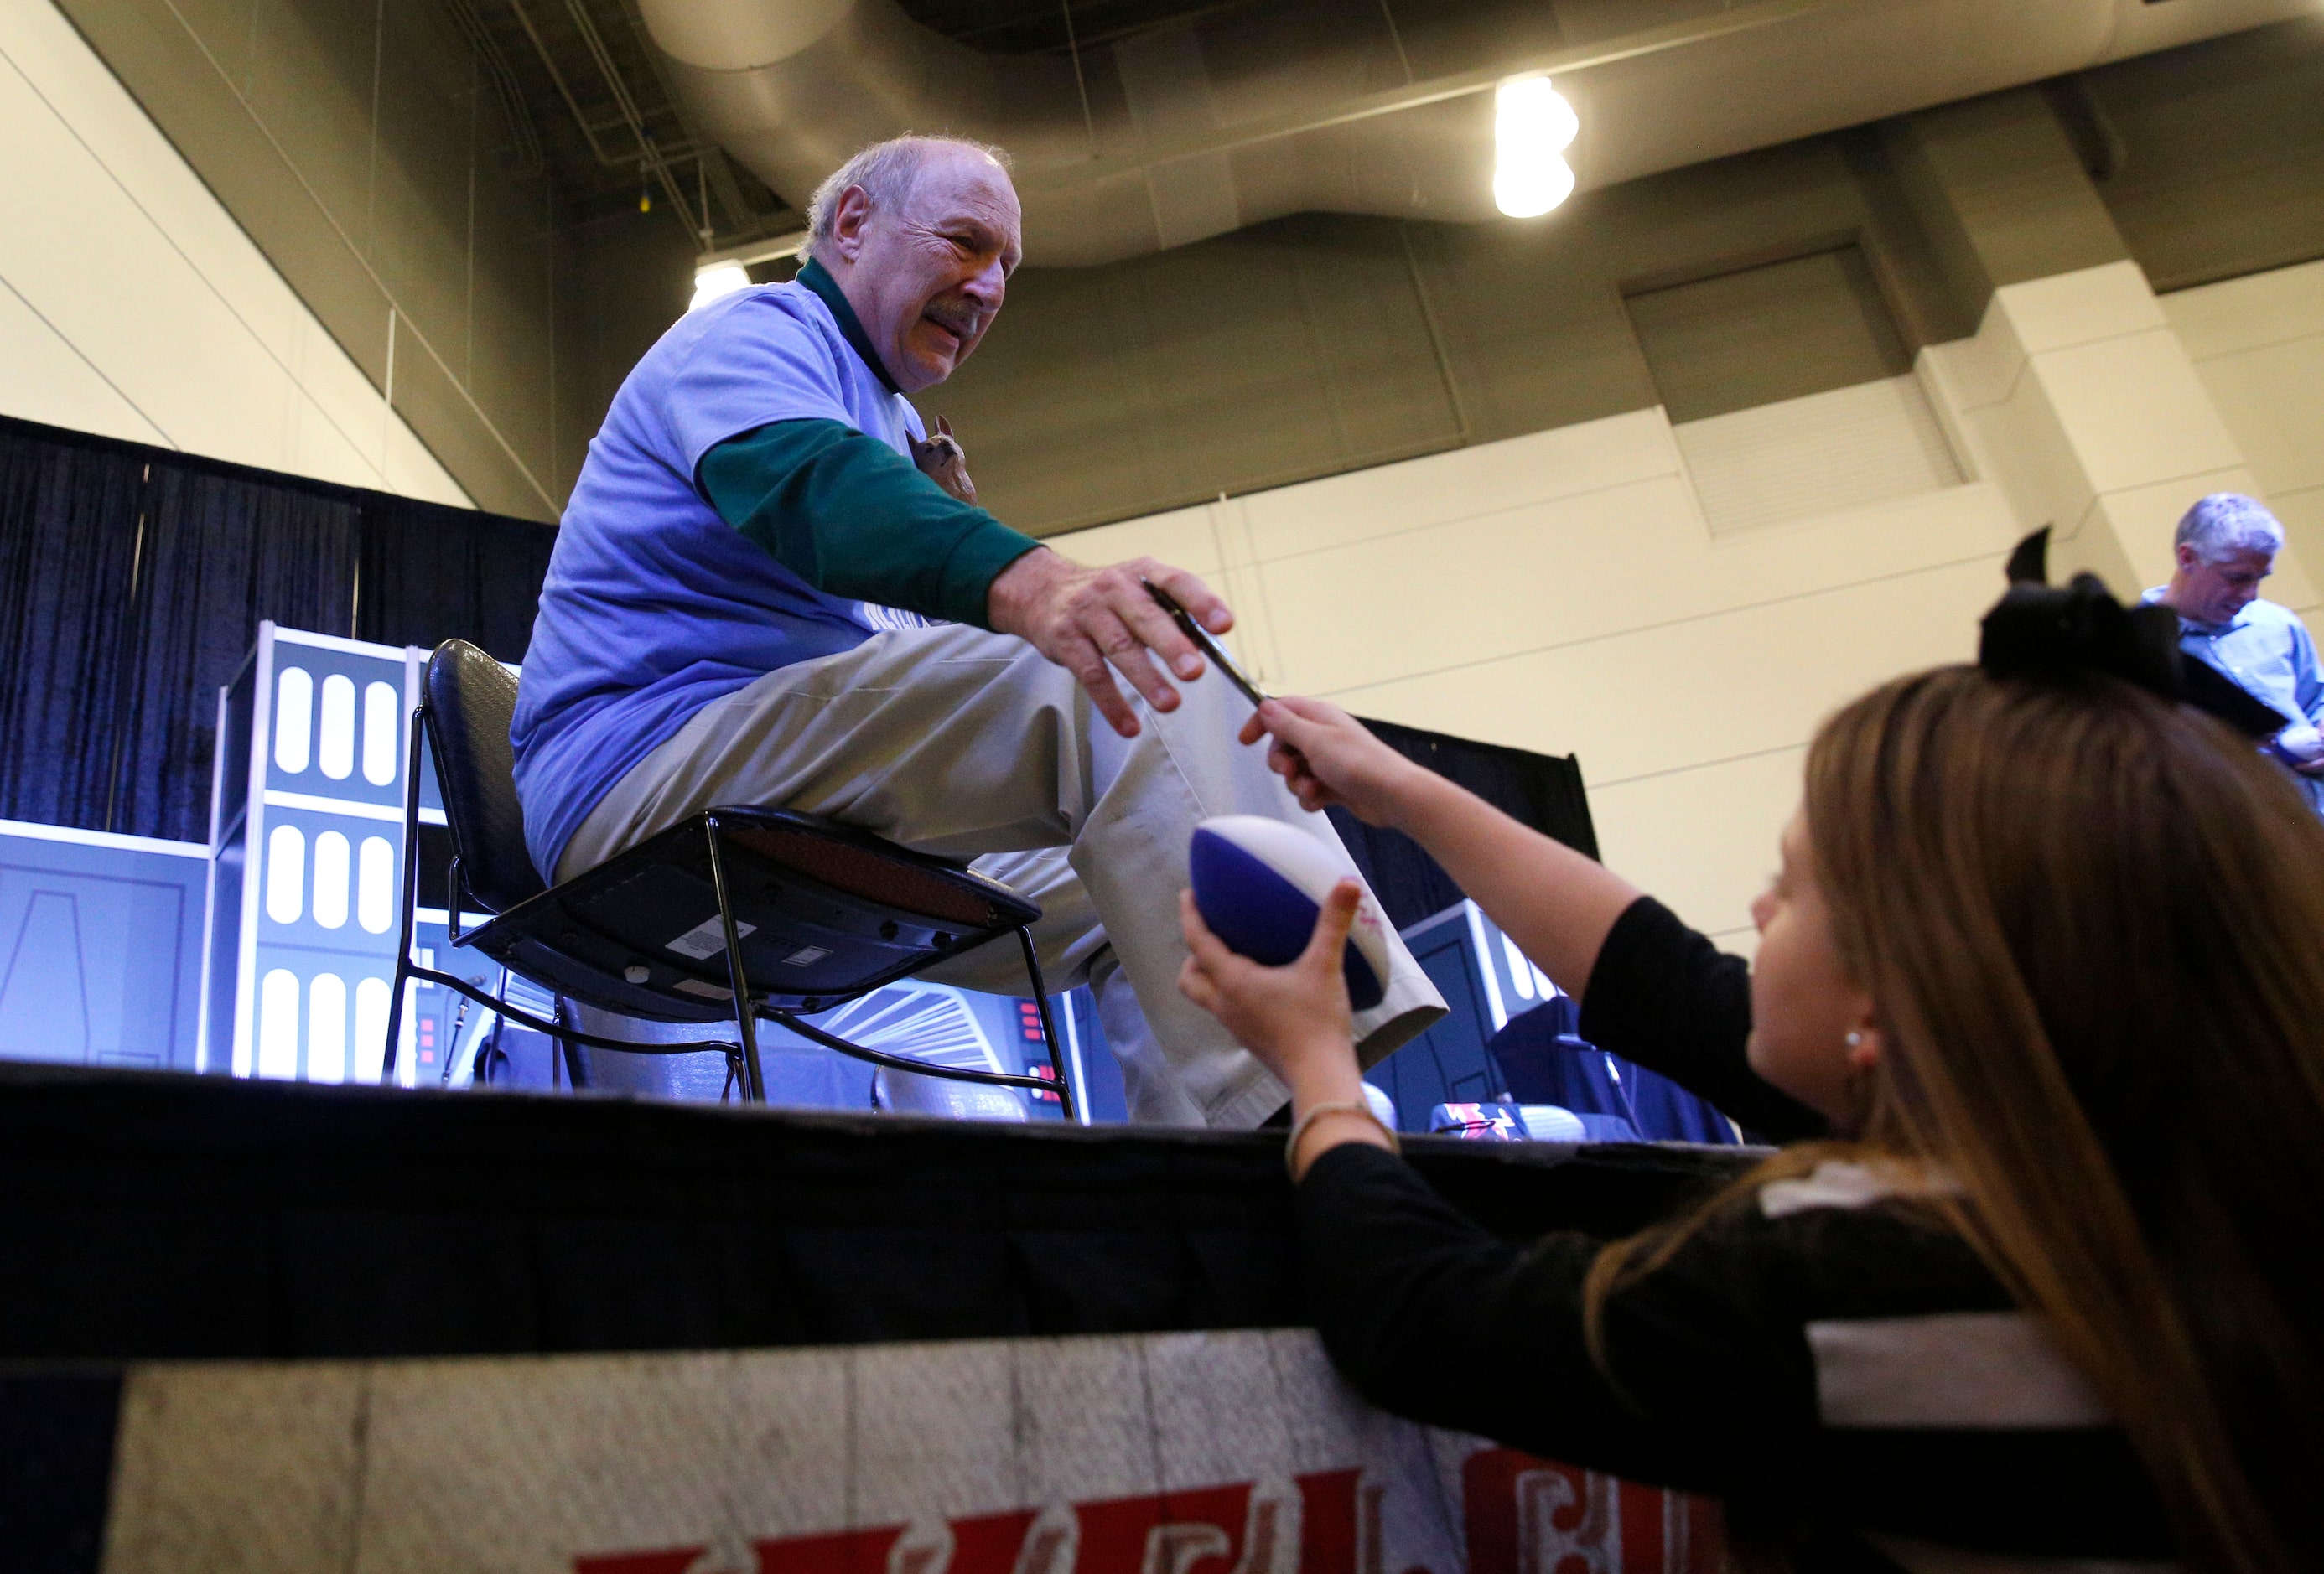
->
[922,298,985,341]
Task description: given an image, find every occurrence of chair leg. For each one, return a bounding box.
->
[1014,927,1077,1124]
[381,702,429,1086]
[550,996,590,1092]
[702,812,768,1102]
[381,953,411,1088]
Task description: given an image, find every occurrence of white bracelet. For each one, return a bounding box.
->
[1285,1099,1401,1178]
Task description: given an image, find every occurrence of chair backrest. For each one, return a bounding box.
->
[423,639,547,916]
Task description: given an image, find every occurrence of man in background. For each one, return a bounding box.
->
[512,134,1441,1126]
[2146,492,2324,814]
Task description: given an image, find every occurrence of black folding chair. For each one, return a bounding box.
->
[381,640,1073,1116]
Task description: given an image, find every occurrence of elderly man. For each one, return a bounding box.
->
[2145,492,2324,814]
[512,135,1443,1125]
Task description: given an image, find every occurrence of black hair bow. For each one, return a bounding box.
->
[1979,528,2288,738]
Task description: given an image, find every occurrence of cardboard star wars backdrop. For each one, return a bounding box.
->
[96,1329,1725,1574]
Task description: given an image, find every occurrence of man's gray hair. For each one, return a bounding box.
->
[801,135,1014,262]
[2176,492,2286,562]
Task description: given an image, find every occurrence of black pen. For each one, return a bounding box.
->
[1142,580,1314,775]
[1143,579,1268,711]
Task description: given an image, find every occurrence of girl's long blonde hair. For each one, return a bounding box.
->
[1593,665,2324,1573]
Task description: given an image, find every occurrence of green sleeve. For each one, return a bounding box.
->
[698,418,1040,630]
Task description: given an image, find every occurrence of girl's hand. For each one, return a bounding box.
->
[1177,880,1367,1103]
[1237,696,1434,827]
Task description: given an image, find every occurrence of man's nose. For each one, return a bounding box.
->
[962,259,1006,308]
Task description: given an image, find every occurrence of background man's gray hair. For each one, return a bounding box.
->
[2176,492,2286,562]
[801,135,1015,261]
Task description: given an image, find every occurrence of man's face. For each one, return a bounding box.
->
[826,148,1022,394]
[2171,543,2274,626]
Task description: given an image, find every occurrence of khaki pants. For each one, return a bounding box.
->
[557,622,1445,1127]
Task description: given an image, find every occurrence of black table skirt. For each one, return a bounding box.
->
[0,1063,1754,1363]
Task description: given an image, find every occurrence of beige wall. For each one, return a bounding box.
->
[1923,261,2311,619]
[939,121,2014,540]
[0,0,464,502]
[1049,257,2319,965]
[30,3,2320,535]
[2082,15,2324,294]
[49,0,562,516]
[1053,391,2021,960]
[46,0,702,520]
[2164,260,2324,601]
[936,20,2324,545]
[943,65,2265,541]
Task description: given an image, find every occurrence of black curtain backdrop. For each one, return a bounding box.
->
[0,413,555,845]
[1330,717,1600,931]
[355,491,562,660]
[117,467,361,843]
[0,427,147,833]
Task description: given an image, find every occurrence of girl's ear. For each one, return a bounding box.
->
[1844,1020,1884,1073]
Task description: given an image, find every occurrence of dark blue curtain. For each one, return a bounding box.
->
[1320,721,1740,1143]
[1488,995,1745,1146]
[114,468,360,843]
[0,414,555,845]
[1327,717,1598,930]
[356,493,554,664]
[0,430,147,832]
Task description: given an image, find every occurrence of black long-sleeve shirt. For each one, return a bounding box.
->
[1576,897,1828,1141]
[1298,898,2171,1571]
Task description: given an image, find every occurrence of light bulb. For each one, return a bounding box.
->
[1494,156,1574,219]
[1493,77,1580,219]
[1497,77,1579,152]
[689,261,751,312]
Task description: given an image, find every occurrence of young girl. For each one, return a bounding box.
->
[1176,617,2324,1572]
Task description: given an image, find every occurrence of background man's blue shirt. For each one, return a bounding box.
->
[2143,587,2324,812]
[511,279,930,880]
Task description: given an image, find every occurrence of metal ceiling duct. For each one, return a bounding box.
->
[641,0,2316,265]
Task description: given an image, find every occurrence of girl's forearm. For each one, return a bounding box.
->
[1382,769,1643,1007]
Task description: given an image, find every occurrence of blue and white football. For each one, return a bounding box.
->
[1188,815,1392,1010]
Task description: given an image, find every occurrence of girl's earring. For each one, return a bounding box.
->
[1844,1029,1864,1048]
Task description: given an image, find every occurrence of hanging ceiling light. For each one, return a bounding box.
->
[687,230,810,314]
[1493,77,1579,219]
[688,261,752,312]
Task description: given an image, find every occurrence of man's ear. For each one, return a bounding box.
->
[2176,541,2199,572]
[827,186,873,263]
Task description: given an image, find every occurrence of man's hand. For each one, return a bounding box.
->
[2280,722,2324,773]
[987,549,1233,737]
[910,415,977,504]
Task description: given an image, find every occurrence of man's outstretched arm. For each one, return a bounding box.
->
[699,418,1036,629]
[701,417,1239,739]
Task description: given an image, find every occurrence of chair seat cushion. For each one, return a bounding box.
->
[458,807,1040,1021]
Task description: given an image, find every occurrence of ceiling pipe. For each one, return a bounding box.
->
[639,0,2317,267]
